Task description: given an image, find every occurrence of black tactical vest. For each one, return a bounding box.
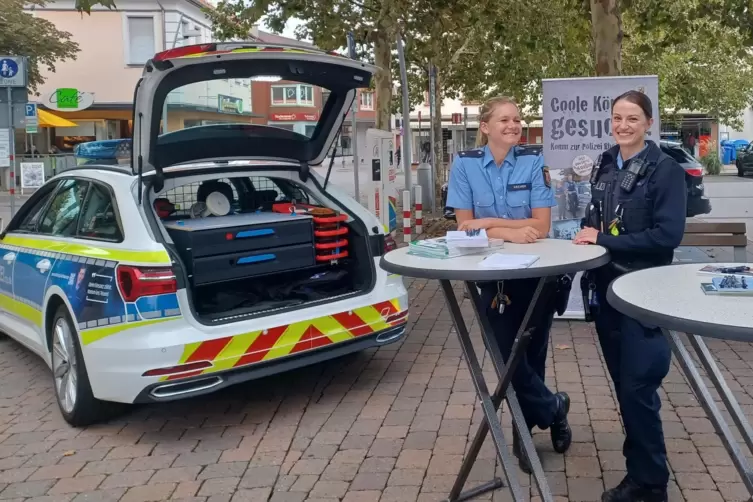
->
[585,142,667,268]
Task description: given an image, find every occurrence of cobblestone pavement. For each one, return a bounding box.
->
[0,278,751,502]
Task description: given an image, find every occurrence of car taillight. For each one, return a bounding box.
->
[685,168,703,177]
[153,43,217,61]
[384,233,398,253]
[117,265,177,302]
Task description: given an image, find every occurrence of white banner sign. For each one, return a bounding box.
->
[0,129,10,168]
[542,75,661,319]
[20,162,45,189]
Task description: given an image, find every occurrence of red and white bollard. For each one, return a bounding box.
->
[413,185,423,234]
[402,190,412,243]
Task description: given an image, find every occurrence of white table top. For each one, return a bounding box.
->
[608,263,753,341]
[380,238,609,281]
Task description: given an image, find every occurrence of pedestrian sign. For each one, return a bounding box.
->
[0,57,26,87]
[25,103,38,133]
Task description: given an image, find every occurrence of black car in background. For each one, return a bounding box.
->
[441,140,711,220]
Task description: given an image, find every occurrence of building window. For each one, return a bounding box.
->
[126,16,156,65]
[360,92,374,111]
[271,84,315,106]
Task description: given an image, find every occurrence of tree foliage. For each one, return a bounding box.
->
[440,0,753,128]
[623,0,753,128]
[205,0,409,131]
[0,0,80,94]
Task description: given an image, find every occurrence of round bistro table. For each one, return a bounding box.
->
[608,263,753,498]
[381,239,609,502]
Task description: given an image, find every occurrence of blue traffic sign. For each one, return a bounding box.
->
[0,56,25,87]
[0,59,18,79]
[25,103,37,117]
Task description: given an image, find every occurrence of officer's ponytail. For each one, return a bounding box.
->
[476,96,520,147]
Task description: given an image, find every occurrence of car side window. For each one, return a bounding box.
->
[15,186,58,233]
[77,183,123,242]
[37,179,90,237]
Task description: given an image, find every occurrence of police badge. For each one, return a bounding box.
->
[542,166,551,188]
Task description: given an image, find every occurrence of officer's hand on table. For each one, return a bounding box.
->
[506,226,540,244]
[573,227,599,244]
[458,218,492,231]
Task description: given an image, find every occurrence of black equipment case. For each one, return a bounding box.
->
[164,212,316,285]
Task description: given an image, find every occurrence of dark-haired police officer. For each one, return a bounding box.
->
[447,96,573,474]
[574,91,686,502]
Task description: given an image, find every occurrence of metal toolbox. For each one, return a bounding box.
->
[164,212,314,258]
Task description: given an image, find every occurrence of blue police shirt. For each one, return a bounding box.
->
[446,145,556,220]
[616,141,649,169]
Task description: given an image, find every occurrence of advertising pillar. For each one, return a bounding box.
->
[542,75,661,319]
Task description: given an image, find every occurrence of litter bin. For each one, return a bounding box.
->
[722,145,734,165]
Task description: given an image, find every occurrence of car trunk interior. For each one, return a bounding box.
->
[154,174,374,323]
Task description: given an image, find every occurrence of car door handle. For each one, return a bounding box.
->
[2,252,15,263]
[36,259,51,274]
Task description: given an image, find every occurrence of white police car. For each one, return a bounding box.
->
[0,43,407,426]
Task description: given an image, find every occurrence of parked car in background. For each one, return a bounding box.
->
[441,140,711,221]
[736,143,753,177]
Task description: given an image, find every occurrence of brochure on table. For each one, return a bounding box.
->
[698,265,753,296]
[408,230,541,269]
[543,74,661,319]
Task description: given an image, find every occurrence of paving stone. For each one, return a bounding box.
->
[0,279,748,501]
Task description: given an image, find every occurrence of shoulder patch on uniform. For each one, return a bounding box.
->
[457,149,484,158]
[542,166,551,188]
[514,145,542,157]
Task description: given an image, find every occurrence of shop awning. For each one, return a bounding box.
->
[38,109,78,128]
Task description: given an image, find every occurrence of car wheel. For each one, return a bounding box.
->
[50,305,124,427]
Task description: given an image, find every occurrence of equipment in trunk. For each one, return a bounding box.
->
[164,212,316,285]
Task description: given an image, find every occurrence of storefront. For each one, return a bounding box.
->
[268,112,320,137]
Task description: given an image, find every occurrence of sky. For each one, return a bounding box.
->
[260,15,312,42]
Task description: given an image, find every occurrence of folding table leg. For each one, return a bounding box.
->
[665,329,753,496]
[438,280,526,502]
[464,279,555,502]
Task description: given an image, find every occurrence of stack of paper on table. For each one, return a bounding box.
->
[478,253,540,269]
[408,233,504,259]
[445,230,490,248]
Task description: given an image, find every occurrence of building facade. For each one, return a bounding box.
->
[22,3,367,159]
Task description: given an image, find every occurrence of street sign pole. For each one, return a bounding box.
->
[0,56,27,217]
[428,63,437,213]
[6,87,14,216]
[396,34,412,193]
[347,33,360,204]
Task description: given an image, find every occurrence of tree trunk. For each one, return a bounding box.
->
[373,29,393,131]
[590,0,623,76]
[431,67,443,208]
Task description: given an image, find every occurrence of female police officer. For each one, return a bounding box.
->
[574,90,686,502]
[446,96,572,473]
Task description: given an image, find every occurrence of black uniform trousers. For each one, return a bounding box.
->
[478,278,559,431]
[593,271,671,488]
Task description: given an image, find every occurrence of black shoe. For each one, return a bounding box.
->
[602,476,668,502]
[512,427,532,474]
[550,392,572,454]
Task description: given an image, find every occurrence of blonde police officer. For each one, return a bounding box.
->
[446,96,572,472]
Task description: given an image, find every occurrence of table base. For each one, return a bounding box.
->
[665,329,753,496]
[438,278,555,502]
